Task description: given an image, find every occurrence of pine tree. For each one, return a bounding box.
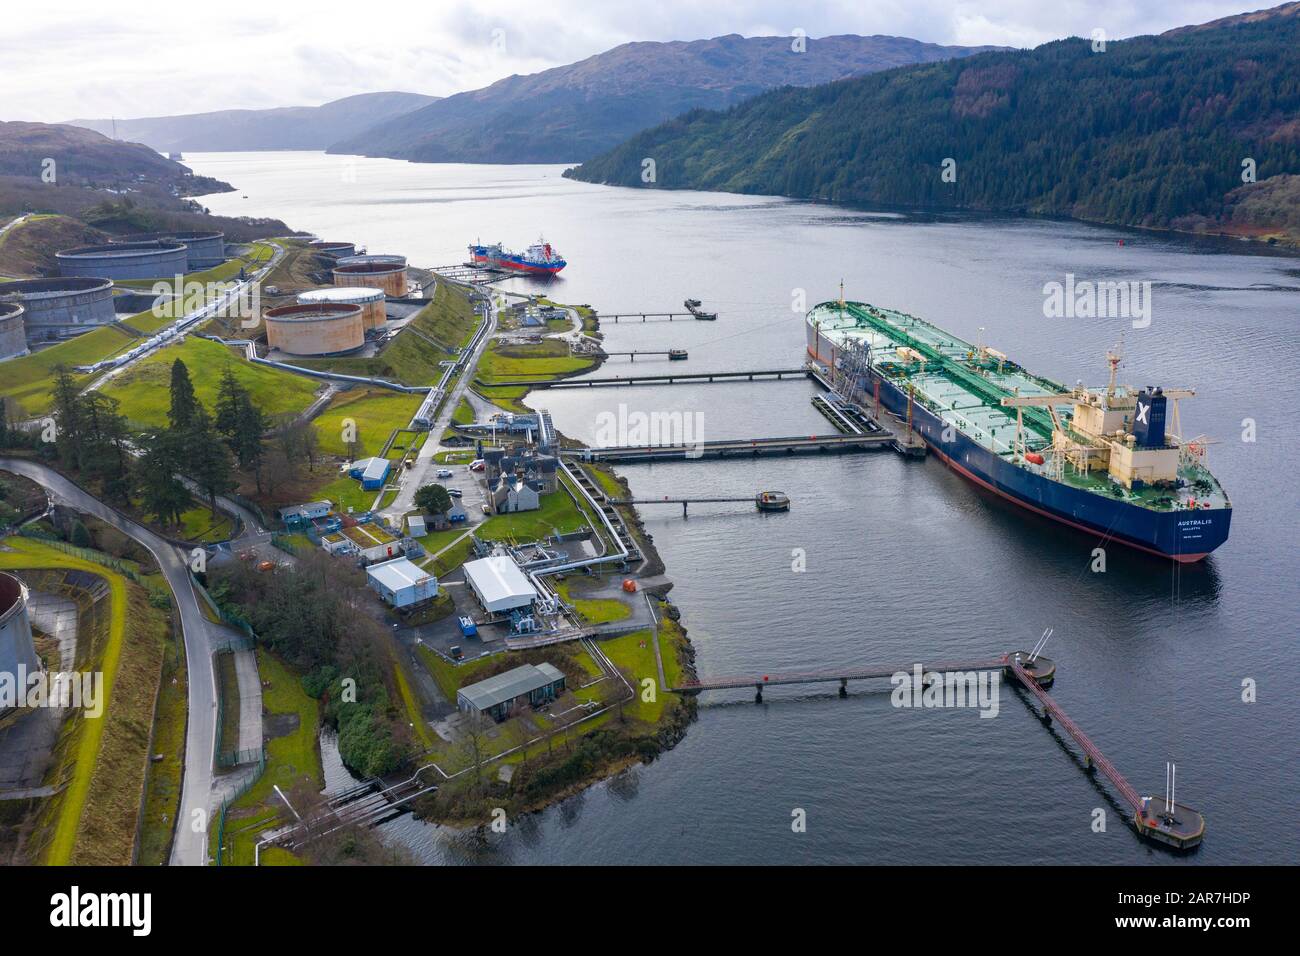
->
[168,359,199,432]
[187,405,235,517]
[136,431,190,527]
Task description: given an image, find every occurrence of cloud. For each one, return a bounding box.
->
[0,0,1258,121]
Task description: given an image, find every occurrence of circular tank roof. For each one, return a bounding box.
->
[298,286,385,305]
[264,303,363,322]
[0,571,27,626]
[58,240,186,259]
[336,254,406,267]
[119,230,223,243]
[0,301,24,318]
[334,261,405,276]
[0,277,114,298]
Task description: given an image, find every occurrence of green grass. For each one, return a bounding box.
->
[137,638,187,866]
[101,335,320,430]
[0,326,135,418]
[476,486,590,543]
[313,389,423,457]
[451,397,474,425]
[314,474,378,515]
[554,578,632,625]
[175,505,235,543]
[478,338,594,383]
[598,630,668,722]
[229,649,322,811]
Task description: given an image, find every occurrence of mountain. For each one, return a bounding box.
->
[566,4,1300,244]
[327,34,1002,164]
[0,121,232,197]
[68,91,438,153]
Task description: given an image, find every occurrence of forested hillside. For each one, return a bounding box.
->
[567,4,1300,242]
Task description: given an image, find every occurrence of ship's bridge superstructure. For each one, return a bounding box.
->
[807,300,1228,516]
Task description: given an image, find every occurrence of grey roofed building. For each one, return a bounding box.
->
[456,662,566,721]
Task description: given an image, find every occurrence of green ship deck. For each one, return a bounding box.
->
[808,301,1229,513]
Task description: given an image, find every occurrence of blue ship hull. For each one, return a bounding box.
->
[809,331,1230,561]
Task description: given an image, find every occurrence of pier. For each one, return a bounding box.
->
[672,650,1203,851]
[568,432,892,463]
[478,367,808,389]
[609,495,772,516]
[596,312,711,322]
[600,349,688,361]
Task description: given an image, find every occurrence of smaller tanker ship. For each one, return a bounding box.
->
[469,238,566,275]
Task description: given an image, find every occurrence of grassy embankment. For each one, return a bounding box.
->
[0,538,170,865]
[101,335,320,430]
[211,649,322,867]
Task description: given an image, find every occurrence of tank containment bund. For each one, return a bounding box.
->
[0,277,116,343]
[264,302,365,356]
[120,230,226,270]
[57,240,188,281]
[297,286,386,330]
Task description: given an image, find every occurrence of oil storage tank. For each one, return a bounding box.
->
[0,572,39,723]
[57,239,187,281]
[264,302,365,356]
[297,286,386,331]
[0,277,116,343]
[0,302,28,360]
[120,231,226,270]
[309,240,356,260]
[333,254,407,298]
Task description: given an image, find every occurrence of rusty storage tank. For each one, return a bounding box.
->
[297,286,386,331]
[0,572,39,723]
[263,302,365,356]
[0,301,28,360]
[120,230,226,270]
[56,239,187,280]
[0,277,116,343]
[333,254,407,298]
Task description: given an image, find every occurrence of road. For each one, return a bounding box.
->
[0,457,223,866]
[382,290,501,523]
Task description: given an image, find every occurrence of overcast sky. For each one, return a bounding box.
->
[0,0,1263,121]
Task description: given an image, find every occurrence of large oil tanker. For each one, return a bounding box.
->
[468,238,566,275]
[806,297,1231,561]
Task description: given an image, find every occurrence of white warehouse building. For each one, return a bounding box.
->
[462,555,537,614]
[366,557,438,608]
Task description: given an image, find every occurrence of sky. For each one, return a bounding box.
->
[0,0,1266,121]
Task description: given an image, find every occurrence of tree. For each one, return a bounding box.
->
[50,365,85,469]
[186,406,235,516]
[167,358,199,431]
[135,431,190,526]
[414,483,452,517]
[213,365,244,443]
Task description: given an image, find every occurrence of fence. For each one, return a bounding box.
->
[214,749,267,867]
[17,527,143,581]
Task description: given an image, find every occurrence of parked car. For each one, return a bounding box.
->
[447,489,463,498]
[436,469,453,479]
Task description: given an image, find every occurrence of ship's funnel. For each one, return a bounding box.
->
[1134,388,1167,448]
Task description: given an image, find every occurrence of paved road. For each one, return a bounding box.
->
[0,458,222,866]
[383,291,502,523]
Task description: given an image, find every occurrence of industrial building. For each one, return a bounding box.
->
[277,500,332,528]
[365,556,438,608]
[456,663,566,722]
[347,456,391,490]
[463,555,538,614]
[320,522,402,562]
[264,302,365,356]
[297,286,386,331]
[0,572,39,725]
[0,277,116,344]
[56,239,188,280]
[333,254,408,298]
[309,240,356,259]
[0,302,27,361]
[119,230,226,269]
